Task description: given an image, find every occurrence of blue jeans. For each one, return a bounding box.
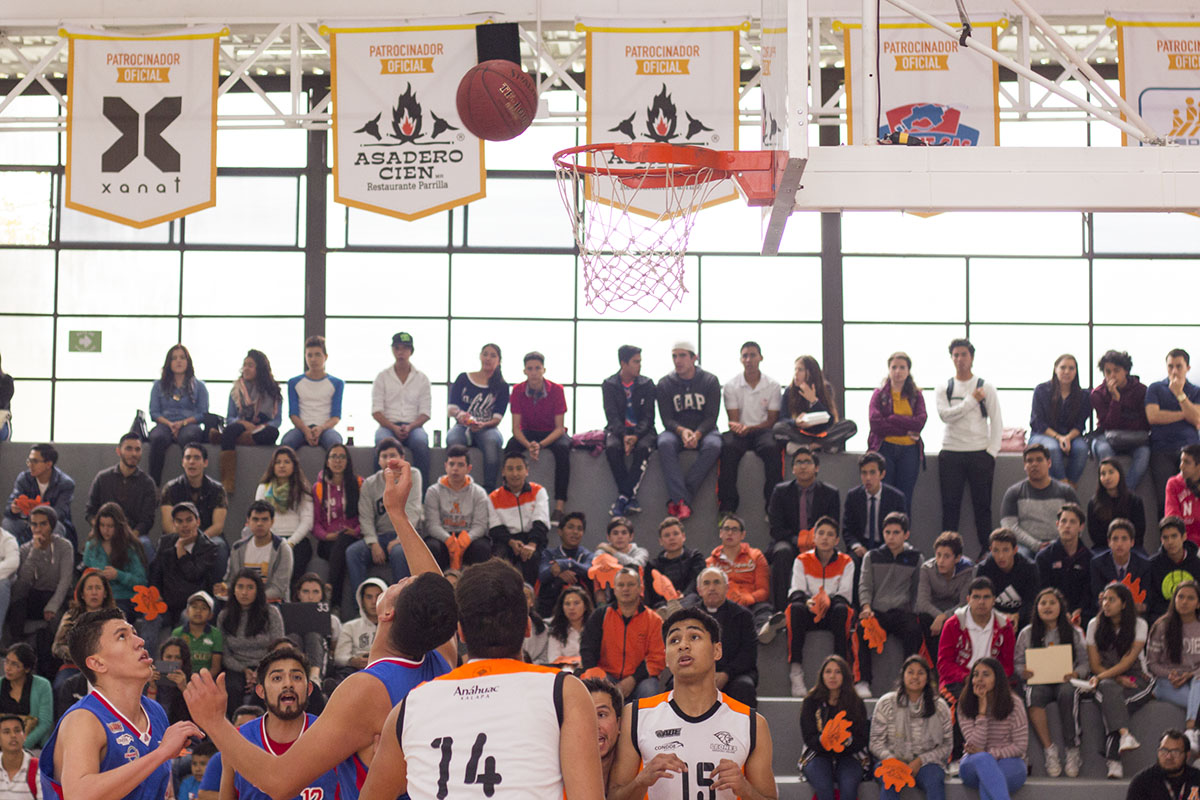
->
[657,429,722,504]
[446,425,503,491]
[375,424,430,489]
[281,427,343,451]
[1091,436,1151,491]
[345,532,410,611]
[879,762,945,800]
[0,420,10,442]
[959,753,1026,800]
[1155,677,1200,722]
[802,753,862,800]
[0,577,10,638]
[878,440,920,514]
[148,422,205,484]
[1029,432,1089,483]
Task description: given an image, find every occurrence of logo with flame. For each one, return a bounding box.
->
[353,83,459,147]
[607,84,715,144]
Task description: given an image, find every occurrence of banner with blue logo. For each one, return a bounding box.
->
[1111,15,1200,147]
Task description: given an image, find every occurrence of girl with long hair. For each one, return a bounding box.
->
[869,655,952,800]
[0,643,52,749]
[148,344,209,484]
[50,570,115,688]
[543,585,593,666]
[81,502,148,619]
[292,572,342,681]
[1029,353,1090,485]
[957,657,1028,800]
[218,569,284,715]
[1085,580,1155,778]
[446,343,509,490]
[1015,587,1088,777]
[145,637,193,724]
[219,349,283,494]
[254,445,314,573]
[799,654,870,800]
[867,351,927,512]
[1088,457,1147,550]
[1147,580,1200,752]
[774,355,857,453]
[309,443,362,608]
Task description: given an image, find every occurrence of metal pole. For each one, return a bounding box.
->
[861,0,879,145]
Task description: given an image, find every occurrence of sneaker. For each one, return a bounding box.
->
[609,496,628,517]
[789,663,807,697]
[1187,729,1200,754]
[551,508,565,524]
[624,498,642,515]
[676,501,693,521]
[1044,744,1062,777]
[946,760,960,778]
[666,500,680,517]
[1106,759,1123,779]
[854,681,872,699]
[1119,732,1141,753]
[1065,747,1082,778]
[757,611,786,644]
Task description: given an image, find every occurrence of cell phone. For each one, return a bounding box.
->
[154,660,181,674]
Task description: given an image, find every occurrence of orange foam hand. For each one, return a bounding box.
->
[796,528,815,553]
[861,615,887,653]
[874,758,916,791]
[588,552,621,589]
[819,711,852,753]
[13,495,42,517]
[132,585,168,621]
[1068,608,1082,627]
[446,531,470,571]
[650,569,681,602]
[811,587,831,623]
[580,666,607,681]
[1121,573,1146,605]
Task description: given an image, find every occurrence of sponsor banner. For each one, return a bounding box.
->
[327,22,484,220]
[62,26,223,228]
[1111,16,1200,146]
[581,18,746,217]
[838,17,1002,146]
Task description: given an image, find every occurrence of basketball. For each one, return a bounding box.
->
[455,59,537,141]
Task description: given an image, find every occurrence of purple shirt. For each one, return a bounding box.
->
[511,379,567,432]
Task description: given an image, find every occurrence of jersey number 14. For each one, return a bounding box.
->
[430,734,503,798]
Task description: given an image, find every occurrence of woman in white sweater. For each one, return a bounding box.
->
[254,446,314,570]
[543,585,593,666]
[1147,580,1200,752]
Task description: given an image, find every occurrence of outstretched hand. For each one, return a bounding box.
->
[381,458,413,516]
[183,669,229,732]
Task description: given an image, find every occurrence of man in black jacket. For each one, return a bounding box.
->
[696,566,757,706]
[601,345,657,518]
[1125,729,1200,800]
[147,502,223,648]
[842,451,907,558]
[1148,516,1200,620]
[643,516,706,609]
[766,446,840,610]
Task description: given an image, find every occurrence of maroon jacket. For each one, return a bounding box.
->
[1091,376,1150,432]
[867,384,928,453]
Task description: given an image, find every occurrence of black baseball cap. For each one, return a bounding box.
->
[392,332,414,350]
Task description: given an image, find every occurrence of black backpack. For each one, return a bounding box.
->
[946,377,987,418]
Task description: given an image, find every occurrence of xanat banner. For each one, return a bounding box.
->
[1111,15,1200,146]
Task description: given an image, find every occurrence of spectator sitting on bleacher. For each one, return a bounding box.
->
[180,738,216,800]
[799,654,870,800]
[1035,503,1093,624]
[602,344,656,518]
[0,644,51,751]
[81,502,148,621]
[446,343,508,492]
[1090,518,1151,619]
[784,516,856,697]
[1029,354,1091,486]
[85,433,157,556]
[292,573,341,684]
[544,585,592,667]
[957,657,1028,800]
[1146,580,1200,752]
[1146,348,1200,519]
[171,590,223,678]
[50,570,113,693]
[656,340,722,522]
[915,530,974,660]
[643,515,705,611]
[332,577,385,682]
[423,444,491,573]
[937,577,1016,701]
[148,344,209,486]
[0,527,19,638]
[218,569,284,716]
[0,712,40,800]
[507,351,571,522]
[857,511,924,699]
[842,451,907,559]
[310,443,361,613]
[8,507,72,668]
[253,446,314,575]
[868,655,952,800]
[695,566,758,707]
[1000,443,1081,557]
[487,451,549,586]
[145,637,192,725]
[1125,729,1200,800]
[219,349,283,495]
[706,513,772,631]
[1166,444,1200,545]
[580,566,665,702]
[1090,348,1151,491]
[3,444,75,547]
[536,511,593,618]
[160,443,229,576]
[596,516,648,568]
[345,439,424,596]
[1089,457,1147,551]
[1149,517,1200,620]
[281,335,344,453]
[766,446,840,611]
[371,332,432,488]
[149,502,224,638]
[222,501,294,604]
[521,582,548,664]
[975,528,1039,631]
[775,354,856,452]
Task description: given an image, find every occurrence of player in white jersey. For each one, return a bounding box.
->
[360,558,604,800]
[609,608,777,800]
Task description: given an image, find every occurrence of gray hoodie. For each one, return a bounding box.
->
[358,469,424,545]
[423,476,490,542]
[915,556,976,618]
[335,577,388,666]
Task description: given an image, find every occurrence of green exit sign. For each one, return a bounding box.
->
[69,331,102,353]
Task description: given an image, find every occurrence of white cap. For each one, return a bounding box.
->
[672,340,697,355]
[187,590,215,610]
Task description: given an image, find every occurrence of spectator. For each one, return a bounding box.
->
[1148,348,1200,517]
[858,511,924,698]
[1015,587,1088,778]
[1167,443,1200,545]
[1029,354,1091,485]
[0,528,17,638]
[1149,517,1200,620]
[170,590,223,677]
[976,528,1040,631]
[195,706,264,800]
[180,739,216,800]
[1086,580,1154,778]
[1090,519,1151,619]
[1147,581,1200,751]
[159,443,229,574]
[868,351,928,514]
[596,516,648,568]
[446,343,508,491]
[148,502,223,634]
[85,433,157,554]
[521,583,548,664]
[1124,729,1200,800]
[344,438,424,598]
[642,516,705,611]
[916,530,975,658]
[706,513,772,630]
[784,516,856,697]
[717,341,782,514]
[695,566,758,707]
[148,344,209,485]
[3,444,75,547]
[580,566,665,701]
[223,501,294,605]
[290,575,340,686]
[253,446,314,574]
[309,443,362,609]
[869,655,953,800]
[1091,349,1151,490]
[145,637,191,725]
[544,585,593,667]
[218,568,284,716]
[656,340,722,521]
[1089,456,1147,551]
[799,655,870,800]
[937,338,1003,555]
[331,577,386,682]
[0,353,10,444]
[81,502,148,620]
[774,355,857,452]
[487,451,549,586]
[1035,503,1092,623]
[842,451,907,558]
[282,335,344,452]
[536,511,594,618]
[766,446,840,611]
[602,344,657,518]
[957,657,1028,800]
[219,349,283,494]
[423,444,490,572]
[8,507,72,669]
[999,443,1080,556]
[371,332,431,488]
[50,570,114,692]
[507,351,570,521]
[937,577,1016,698]
[0,712,40,799]
[0,645,51,751]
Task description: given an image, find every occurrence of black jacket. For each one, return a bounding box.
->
[1090,548,1152,618]
[842,484,907,552]
[1036,539,1094,620]
[601,373,656,438]
[768,479,840,544]
[149,533,223,617]
[644,547,707,607]
[976,553,1040,630]
[1125,763,1200,800]
[1148,541,1200,620]
[708,600,758,686]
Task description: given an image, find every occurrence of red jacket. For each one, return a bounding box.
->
[1166,474,1200,546]
[936,606,1015,688]
[708,543,769,606]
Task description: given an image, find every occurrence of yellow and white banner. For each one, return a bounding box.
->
[839,18,1002,145]
[63,26,221,228]
[582,18,745,216]
[1112,15,1200,146]
[327,21,485,220]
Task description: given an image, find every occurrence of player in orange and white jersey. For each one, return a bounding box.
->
[609,608,777,800]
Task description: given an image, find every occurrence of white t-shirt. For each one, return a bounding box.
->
[242,539,273,578]
[1085,615,1149,648]
[965,612,995,670]
[723,371,782,428]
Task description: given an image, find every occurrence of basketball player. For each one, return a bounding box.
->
[608,608,777,800]
[184,459,458,800]
[223,648,340,800]
[39,607,205,800]
[359,558,605,800]
[583,676,624,790]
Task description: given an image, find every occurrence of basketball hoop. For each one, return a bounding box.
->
[553,142,778,314]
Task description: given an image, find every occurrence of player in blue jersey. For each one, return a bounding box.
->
[185,459,457,800]
[40,607,204,800]
[223,647,340,800]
